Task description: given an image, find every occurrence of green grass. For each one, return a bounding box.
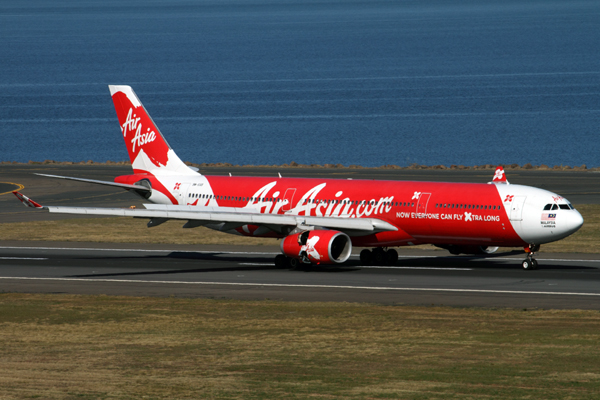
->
[0,294,599,399]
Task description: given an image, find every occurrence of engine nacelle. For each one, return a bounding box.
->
[281,230,352,264]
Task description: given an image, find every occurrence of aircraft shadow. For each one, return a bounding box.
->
[66,249,595,278]
[68,251,279,278]
[357,250,595,270]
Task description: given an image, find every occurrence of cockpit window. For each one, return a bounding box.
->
[544,203,575,211]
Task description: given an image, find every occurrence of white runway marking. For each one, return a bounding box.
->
[0,277,599,297]
[239,263,276,266]
[0,257,47,260]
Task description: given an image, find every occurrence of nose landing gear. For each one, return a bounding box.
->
[522,245,540,270]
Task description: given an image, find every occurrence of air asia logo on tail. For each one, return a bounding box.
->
[111,89,170,168]
[122,108,157,153]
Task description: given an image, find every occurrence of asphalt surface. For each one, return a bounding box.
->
[0,242,599,309]
[1,164,599,309]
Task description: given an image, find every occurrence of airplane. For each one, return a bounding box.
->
[13,85,584,270]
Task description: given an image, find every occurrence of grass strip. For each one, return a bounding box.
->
[1,205,598,253]
[0,294,599,399]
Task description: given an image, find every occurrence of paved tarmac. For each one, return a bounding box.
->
[0,241,599,309]
[1,165,599,309]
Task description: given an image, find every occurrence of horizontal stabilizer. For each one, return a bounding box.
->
[35,173,151,192]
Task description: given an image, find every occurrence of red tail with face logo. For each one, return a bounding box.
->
[109,85,197,176]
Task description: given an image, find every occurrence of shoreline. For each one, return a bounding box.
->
[1,160,594,171]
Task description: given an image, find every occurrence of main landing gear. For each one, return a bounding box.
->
[274,254,310,269]
[522,245,540,270]
[274,247,400,268]
[359,247,398,266]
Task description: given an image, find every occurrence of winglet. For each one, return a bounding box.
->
[13,191,44,209]
[492,166,509,185]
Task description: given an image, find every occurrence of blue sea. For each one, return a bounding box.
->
[0,0,598,167]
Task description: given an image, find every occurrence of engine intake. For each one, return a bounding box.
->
[281,230,352,264]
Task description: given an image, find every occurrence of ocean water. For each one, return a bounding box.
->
[0,0,598,167]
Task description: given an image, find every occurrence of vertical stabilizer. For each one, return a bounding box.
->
[492,166,509,184]
[109,85,198,176]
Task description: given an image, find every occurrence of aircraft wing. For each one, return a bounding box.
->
[12,192,397,236]
[34,173,151,193]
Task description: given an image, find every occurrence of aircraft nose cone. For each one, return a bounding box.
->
[564,210,584,236]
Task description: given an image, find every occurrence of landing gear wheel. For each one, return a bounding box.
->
[522,255,539,270]
[274,254,288,269]
[522,244,541,270]
[386,249,399,265]
[360,249,372,265]
[372,248,386,265]
[289,258,299,269]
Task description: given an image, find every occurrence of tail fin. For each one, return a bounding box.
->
[109,85,198,176]
[492,166,509,184]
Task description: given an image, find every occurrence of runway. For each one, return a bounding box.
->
[1,165,600,309]
[1,242,599,309]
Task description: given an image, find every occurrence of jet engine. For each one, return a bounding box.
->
[281,230,352,264]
